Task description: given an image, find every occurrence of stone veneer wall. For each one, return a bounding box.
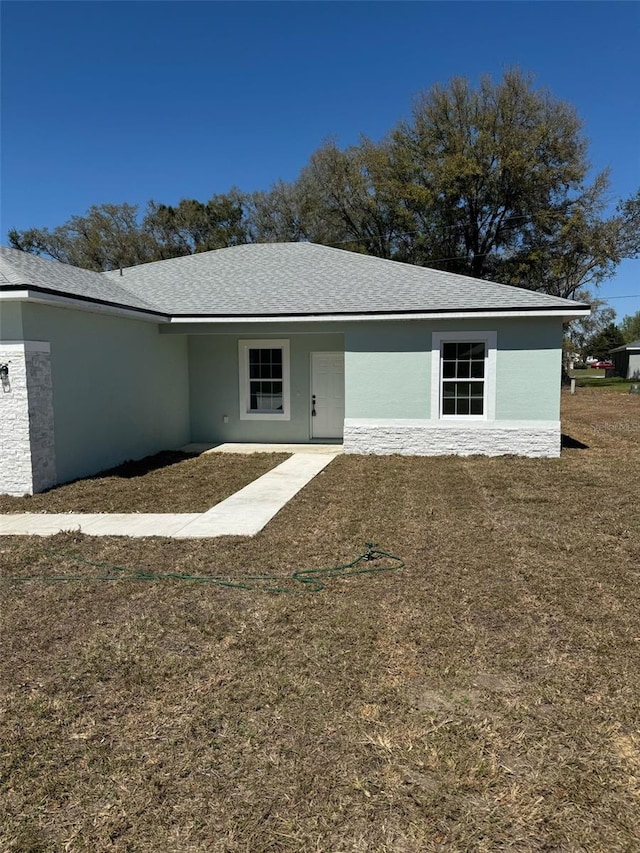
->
[25,347,57,492]
[343,419,561,458]
[0,341,56,496]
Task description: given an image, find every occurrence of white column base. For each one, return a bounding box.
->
[0,341,56,496]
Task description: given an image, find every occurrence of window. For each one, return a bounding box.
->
[441,342,486,415]
[239,340,290,421]
[431,332,496,420]
[249,347,283,412]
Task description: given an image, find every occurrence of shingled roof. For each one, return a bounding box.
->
[2,242,589,319]
[0,246,160,314]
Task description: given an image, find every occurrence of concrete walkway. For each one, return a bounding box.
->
[0,452,338,539]
[173,453,336,538]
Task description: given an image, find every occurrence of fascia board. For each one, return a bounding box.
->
[0,289,170,323]
[1,290,590,324]
[168,308,591,323]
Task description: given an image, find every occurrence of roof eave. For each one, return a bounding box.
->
[1,284,590,324]
[167,306,591,323]
[610,342,640,353]
[0,286,170,322]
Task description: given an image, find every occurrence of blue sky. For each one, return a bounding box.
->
[2,0,639,318]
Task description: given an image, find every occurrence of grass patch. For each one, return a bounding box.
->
[570,371,636,391]
[0,451,289,514]
[1,392,639,851]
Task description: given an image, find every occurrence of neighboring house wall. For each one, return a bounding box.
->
[343,317,563,457]
[612,349,640,379]
[628,352,640,380]
[20,303,191,485]
[188,331,344,443]
[612,351,629,378]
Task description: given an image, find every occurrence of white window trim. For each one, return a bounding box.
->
[431,331,497,421]
[238,339,291,421]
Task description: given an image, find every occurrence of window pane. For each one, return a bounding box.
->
[250,379,283,411]
[441,380,484,416]
[443,382,457,398]
[441,342,485,379]
[442,343,457,360]
[248,348,284,382]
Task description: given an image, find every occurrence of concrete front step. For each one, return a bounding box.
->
[180,442,343,455]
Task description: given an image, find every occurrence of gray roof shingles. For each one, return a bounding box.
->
[103,243,588,315]
[3,242,588,318]
[0,247,162,313]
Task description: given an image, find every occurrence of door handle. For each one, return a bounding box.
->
[311,394,316,416]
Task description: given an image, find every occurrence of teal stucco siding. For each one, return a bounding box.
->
[21,304,190,484]
[188,332,344,443]
[0,301,24,340]
[345,317,563,422]
[345,322,431,419]
[493,318,561,420]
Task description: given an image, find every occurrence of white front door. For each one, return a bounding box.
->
[311,352,345,439]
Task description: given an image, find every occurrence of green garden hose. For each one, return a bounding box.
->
[2,542,404,593]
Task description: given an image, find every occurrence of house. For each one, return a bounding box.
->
[1,243,589,496]
[610,339,640,380]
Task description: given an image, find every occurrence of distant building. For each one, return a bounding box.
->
[610,340,640,380]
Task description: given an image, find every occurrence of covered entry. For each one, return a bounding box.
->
[311,352,345,439]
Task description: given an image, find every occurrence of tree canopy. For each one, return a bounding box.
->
[8,192,250,272]
[587,322,625,359]
[565,302,640,361]
[565,290,617,359]
[619,310,640,343]
[8,69,639,297]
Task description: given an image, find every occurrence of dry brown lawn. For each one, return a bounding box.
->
[0,451,289,514]
[1,389,639,852]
